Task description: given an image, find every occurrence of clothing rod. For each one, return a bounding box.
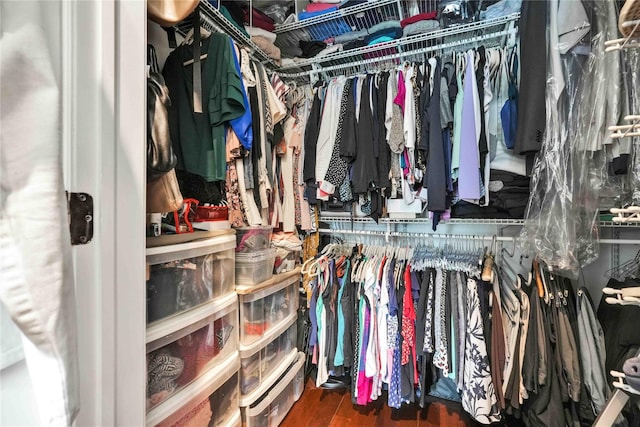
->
[278,27,516,80]
[320,229,640,245]
[319,228,515,241]
[599,239,640,245]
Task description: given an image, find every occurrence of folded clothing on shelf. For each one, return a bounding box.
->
[271,232,303,252]
[364,27,402,45]
[260,3,293,24]
[367,20,401,34]
[334,29,368,44]
[403,20,440,37]
[305,3,338,13]
[339,0,369,8]
[452,170,530,219]
[244,7,276,31]
[245,26,277,43]
[220,1,248,32]
[488,169,530,218]
[280,45,304,58]
[480,0,522,20]
[299,5,338,20]
[299,40,327,58]
[252,36,281,63]
[316,43,344,57]
[400,11,438,28]
[299,9,351,40]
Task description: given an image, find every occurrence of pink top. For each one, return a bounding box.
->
[393,71,406,114]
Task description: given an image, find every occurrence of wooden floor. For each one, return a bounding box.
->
[281,378,480,427]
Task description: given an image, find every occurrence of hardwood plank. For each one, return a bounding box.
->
[281,378,345,427]
[375,402,419,427]
[418,401,478,427]
[281,377,481,427]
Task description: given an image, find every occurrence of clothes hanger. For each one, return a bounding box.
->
[532,258,545,298]
[481,235,497,281]
[182,27,212,66]
[605,249,640,281]
[502,238,516,259]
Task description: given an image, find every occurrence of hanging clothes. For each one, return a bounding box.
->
[164,33,245,182]
[458,50,482,201]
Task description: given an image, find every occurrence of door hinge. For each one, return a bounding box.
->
[67,192,93,245]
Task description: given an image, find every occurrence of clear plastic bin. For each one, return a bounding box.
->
[235,248,276,286]
[238,274,299,347]
[209,372,240,427]
[146,234,236,324]
[241,352,305,427]
[146,300,238,411]
[240,320,297,396]
[273,249,301,275]
[235,226,273,253]
[147,348,240,427]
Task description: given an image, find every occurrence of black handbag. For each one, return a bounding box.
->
[147,45,177,182]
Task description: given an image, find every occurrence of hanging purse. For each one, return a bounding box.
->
[146,44,183,213]
[147,45,177,181]
[147,169,184,213]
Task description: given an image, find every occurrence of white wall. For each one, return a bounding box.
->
[0,361,39,427]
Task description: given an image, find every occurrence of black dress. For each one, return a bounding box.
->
[351,75,379,194]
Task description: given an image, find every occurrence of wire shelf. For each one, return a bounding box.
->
[275,0,406,36]
[277,13,520,81]
[175,1,280,70]
[319,214,640,228]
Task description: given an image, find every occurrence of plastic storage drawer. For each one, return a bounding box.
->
[235,248,276,286]
[273,249,300,275]
[146,233,236,324]
[146,295,238,411]
[237,273,299,348]
[147,349,240,427]
[235,226,273,253]
[241,352,305,427]
[239,317,298,400]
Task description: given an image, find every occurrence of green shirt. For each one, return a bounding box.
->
[164,33,245,182]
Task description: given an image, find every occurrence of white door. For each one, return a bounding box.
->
[63,1,147,425]
[1,1,147,425]
[0,0,146,426]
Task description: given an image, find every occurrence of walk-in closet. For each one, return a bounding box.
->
[2,1,640,426]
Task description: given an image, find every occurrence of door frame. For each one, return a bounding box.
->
[62,1,146,425]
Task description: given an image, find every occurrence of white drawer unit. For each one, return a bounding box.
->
[241,352,306,427]
[146,232,236,325]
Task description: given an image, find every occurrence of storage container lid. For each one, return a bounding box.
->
[235,248,276,261]
[234,226,273,232]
